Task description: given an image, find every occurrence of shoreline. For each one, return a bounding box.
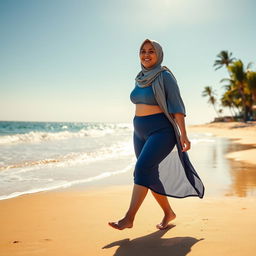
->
[188,121,256,166]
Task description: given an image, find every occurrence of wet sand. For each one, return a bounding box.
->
[0,121,256,256]
[188,122,256,198]
[188,121,256,165]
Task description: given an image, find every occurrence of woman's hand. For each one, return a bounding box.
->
[179,133,191,152]
[172,113,190,152]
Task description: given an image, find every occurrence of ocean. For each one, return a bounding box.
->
[0,121,135,200]
[0,121,255,200]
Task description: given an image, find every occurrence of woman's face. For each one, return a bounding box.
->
[139,42,158,69]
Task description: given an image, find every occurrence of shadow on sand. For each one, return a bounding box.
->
[102,224,204,256]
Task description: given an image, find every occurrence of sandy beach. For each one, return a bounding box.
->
[0,186,256,256]
[189,121,256,165]
[0,121,256,256]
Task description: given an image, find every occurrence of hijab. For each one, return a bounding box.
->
[135,38,176,88]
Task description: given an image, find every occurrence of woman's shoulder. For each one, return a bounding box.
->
[162,68,178,84]
[162,69,171,75]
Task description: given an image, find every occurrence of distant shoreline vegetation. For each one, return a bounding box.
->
[202,51,256,123]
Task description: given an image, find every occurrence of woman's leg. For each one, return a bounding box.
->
[133,129,177,229]
[108,184,148,230]
[108,131,148,230]
[150,190,176,229]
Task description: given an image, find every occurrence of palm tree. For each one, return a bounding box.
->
[227,60,248,122]
[210,51,256,121]
[213,50,236,71]
[202,86,220,117]
[220,89,241,118]
[246,71,256,119]
[247,71,256,101]
[220,78,242,117]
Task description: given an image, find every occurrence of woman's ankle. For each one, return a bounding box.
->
[125,212,135,221]
[164,209,176,216]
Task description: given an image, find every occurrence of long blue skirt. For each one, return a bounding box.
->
[133,112,205,199]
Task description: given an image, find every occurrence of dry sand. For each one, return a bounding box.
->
[0,121,256,256]
[1,186,256,256]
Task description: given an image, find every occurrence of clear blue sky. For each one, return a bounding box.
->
[0,0,255,125]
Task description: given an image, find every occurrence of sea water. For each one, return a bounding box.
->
[0,121,135,200]
[0,121,255,200]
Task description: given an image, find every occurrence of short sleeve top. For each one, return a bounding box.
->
[162,70,186,116]
[130,70,186,116]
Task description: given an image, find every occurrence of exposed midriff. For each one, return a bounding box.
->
[135,103,164,116]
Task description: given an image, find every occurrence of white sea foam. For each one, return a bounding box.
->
[0,123,133,145]
[0,161,135,201]
[0,140,134,173]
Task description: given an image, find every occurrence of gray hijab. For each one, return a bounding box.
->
[135,38,176,88]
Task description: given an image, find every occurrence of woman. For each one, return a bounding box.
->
[108,39,205,231]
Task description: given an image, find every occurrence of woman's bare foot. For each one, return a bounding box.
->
[156,211,176,230]
[108,216,134,230]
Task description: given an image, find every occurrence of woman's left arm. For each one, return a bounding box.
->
[163,70,191,151]
[172,113,191,152]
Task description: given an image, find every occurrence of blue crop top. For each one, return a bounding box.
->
[130,70,186,116]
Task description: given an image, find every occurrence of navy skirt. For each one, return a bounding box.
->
[133,112,205,198]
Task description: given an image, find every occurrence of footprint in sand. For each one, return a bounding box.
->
[13,240,21,243]
[43,238,52,242]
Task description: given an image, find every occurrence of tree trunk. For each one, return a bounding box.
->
[212,104,220,117]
